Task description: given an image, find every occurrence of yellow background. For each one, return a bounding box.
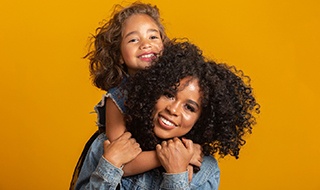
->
[1,0,319,189]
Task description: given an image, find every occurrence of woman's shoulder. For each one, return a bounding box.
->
[202,155,219,168]
[190,155,220,187]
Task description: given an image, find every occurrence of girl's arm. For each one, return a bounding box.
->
[105,98,161,176]
[105,98,202,176]
[122,151,161,176]
[105,98,126,142]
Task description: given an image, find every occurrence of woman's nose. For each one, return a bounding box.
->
[166,102,180,116]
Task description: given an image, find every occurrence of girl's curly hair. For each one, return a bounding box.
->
[85,1,169,91]
[125,39,260,159]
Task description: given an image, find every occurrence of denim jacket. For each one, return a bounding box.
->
[94,78,128,131]
[75,133,220,190]
[75,77,220,189]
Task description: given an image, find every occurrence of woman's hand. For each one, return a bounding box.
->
[187,165,193,182]
[103,132,141,168]
[156,137,194,173]
[184,138,203,182]
[188,140,203,168]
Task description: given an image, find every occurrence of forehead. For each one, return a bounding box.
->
[122,14,159,31]
[178,77,199,91]
[177,77,202,101]
[177,77,201,94]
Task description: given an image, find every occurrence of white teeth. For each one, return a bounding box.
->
[140,54,154,58]
[160,116,175,126]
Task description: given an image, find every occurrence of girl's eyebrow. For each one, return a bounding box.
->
[123,28,160,39]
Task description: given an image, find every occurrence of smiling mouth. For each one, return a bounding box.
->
[159,116,177,128]
[139,53,157,60]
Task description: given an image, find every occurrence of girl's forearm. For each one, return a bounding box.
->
[122,150,161,176]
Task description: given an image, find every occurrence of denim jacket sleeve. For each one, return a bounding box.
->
[160,155,220,190]
[160,172,189,189]
[88,157,123,190]
[75,134,123,190]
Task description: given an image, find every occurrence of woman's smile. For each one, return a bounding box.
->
[152,77,202,139]
[158,115,177,129]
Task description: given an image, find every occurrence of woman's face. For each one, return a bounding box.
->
[120,14,164,75]
[152,77,202,139]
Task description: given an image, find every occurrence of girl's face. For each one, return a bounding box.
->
[152,77,202,139]
[120,14,164,75]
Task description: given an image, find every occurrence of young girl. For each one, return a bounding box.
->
[71,2,202,187]
[76,40,260,189]
[88,2,168,143]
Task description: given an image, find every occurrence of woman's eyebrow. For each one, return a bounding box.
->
[187,99,200,109]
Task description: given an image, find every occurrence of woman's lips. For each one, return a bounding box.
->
[158,115,177,130]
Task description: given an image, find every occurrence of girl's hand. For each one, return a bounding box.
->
[156,137,193,173]
[103,132,141,168]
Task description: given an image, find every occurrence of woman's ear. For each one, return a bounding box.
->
[119,56,125,65]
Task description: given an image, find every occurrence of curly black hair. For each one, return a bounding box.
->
[125,39,260,159]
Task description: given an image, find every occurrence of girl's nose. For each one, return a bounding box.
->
[139,39,151,49]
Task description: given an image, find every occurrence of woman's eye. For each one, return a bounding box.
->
[163,91,174,99]
[185,104,196,112]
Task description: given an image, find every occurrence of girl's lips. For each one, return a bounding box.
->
[138,53,158,61]
[139,53,156,58]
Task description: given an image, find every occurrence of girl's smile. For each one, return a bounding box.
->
[120,14,164,75]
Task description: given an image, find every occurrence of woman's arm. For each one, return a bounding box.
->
[105,98,161,176]
[156,137,193,173]
[156,138,220,190]
[156,137,193,189]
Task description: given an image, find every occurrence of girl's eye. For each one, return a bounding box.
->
[185,104,196,112]
[150,35,160,40]
[128,38,138,43]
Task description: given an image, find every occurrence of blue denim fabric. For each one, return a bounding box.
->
[75,133,220,190]
[94,78,128,129]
